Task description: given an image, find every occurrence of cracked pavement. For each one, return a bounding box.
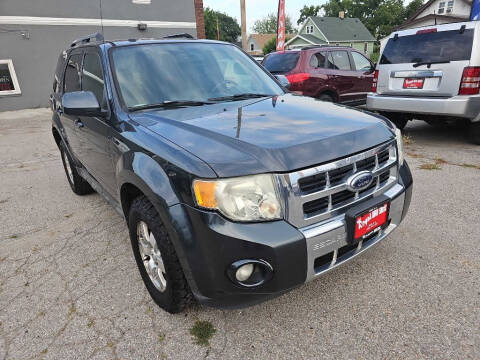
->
[0,109,479,359]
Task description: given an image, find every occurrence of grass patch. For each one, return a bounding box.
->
[402,134,413,145]
[461,163,480,169]
[158,333,165,343]
[40,348,48,355]
[434,157,448,164]
[68,304,76,316]
[8,234,18,239]
[406,152,422,158]
[87,319,95,328]
[190,320,216,346]
[419,163,442,170]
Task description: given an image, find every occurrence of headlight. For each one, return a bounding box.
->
[395,128,404,165]
[193,174,283,222]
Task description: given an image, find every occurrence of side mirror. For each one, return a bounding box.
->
[62,91,102,117]
[274,74,291,90]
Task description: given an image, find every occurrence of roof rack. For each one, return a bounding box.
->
[163,33,195,39]
[71,32,104,47]
[300,44,351,50]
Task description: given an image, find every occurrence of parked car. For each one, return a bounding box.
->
[367,21,480,143]
[51,34,412,313]
[262,46,376,105]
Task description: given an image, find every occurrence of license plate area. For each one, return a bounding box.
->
[403,78,424,89]
[345,195,390,244]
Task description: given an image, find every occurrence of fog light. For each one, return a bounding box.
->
[235,263,254,282]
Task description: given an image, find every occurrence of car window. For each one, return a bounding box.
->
[112,43,283,109]
[263,52,300,73]
[380,29,474,64]
[351,52,372,71]
[82,52,105,105]
[329,51,352,71]
[63,54,82,93]
[309,52,326,68]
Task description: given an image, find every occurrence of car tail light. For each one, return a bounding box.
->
[416,28,437,34]
[286,73,310,84]
[372,70,379,93]
[459,67,480,95]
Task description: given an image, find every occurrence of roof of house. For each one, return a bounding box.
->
[297,34,327,44]
[400,0,472,28]
[396,13,469,30]
[247,33,276,49]
[310,17,375,42]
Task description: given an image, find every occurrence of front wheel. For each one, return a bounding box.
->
[128,196,193,313]
[59,142,94,195]
[469,121,480,145]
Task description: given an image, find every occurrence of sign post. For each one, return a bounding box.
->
[276,0,286,51]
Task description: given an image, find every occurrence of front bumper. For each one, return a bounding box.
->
[367,93,480,121]
[170,162,412,309]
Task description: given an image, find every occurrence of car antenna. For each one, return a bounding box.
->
[459,24,466,34]
[393,33,399,41]
[99,0,105,43]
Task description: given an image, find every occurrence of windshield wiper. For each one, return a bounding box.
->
[208,93,275,102]
[412,60,451,68]
[129,100,214,112]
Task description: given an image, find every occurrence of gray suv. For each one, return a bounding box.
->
[367,21,480,144]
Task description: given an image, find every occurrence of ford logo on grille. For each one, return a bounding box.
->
[347,171,374,192]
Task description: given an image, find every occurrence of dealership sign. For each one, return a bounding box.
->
[276,0,286,51]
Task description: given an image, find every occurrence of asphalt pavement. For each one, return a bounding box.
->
[0,109,479,359]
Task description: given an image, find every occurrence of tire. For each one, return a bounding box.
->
[128,196,193,313]
[318,94,334,102]
[59,142,94,195]
[380,112,408,130]
[468,121,480,145]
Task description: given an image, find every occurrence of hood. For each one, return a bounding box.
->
[130,93,394,177]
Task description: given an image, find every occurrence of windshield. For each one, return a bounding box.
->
[111,42,283,109]
[380,29,474,65]
[263,52,300,74]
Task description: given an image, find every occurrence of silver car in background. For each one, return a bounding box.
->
[367,21,480,144]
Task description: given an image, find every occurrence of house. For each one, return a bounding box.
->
[246,34,276,55]
[285,16,375,57]
[0,0,205,111]
[380,0,472,51]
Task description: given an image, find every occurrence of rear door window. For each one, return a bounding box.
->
[64,53,83,93]
[351,52,372,71]
[263,52,300,73]
[380,29,474,64]
[328,51,352,70]
[309,52,326,68]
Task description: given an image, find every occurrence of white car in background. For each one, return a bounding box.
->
[367,21,480,144]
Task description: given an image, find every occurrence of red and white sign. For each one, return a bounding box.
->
[276,0,286,52]
[403,78,424,89]
[354,203,389,240]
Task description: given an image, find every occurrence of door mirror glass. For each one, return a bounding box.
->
[62,91,101,116]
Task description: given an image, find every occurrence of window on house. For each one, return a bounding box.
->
[250,43,254,51]
[132,0,151,4]
[0,59,21,96]
[438,1,446,14]
[306,25,314,34]
[446,0,454,13]
[364,42,368,54]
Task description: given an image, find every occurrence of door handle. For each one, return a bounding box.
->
[75,120,84,128]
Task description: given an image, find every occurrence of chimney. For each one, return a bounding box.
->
[339,11,345,19]
[194,0,206,39]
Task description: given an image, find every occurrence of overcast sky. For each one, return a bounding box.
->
[203,0,327,33]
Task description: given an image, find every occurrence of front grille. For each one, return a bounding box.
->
[279,141,398,228]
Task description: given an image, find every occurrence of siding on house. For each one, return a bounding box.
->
[0,0,197,111]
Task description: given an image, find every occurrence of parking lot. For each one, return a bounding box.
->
[0,108,479,360]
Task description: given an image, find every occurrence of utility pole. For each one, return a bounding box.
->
[216,17,220,40]
[240,0,247,51]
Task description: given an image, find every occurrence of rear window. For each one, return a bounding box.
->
[380,29,474,65]
[263,52,300,73]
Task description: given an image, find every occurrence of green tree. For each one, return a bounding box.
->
[252,13,295,34]
[404,0,424,20]
[297,5,322,25]
[204,7,241,43]
[262,36,291,55]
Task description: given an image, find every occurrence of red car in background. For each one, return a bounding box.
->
[263,46,376,106]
